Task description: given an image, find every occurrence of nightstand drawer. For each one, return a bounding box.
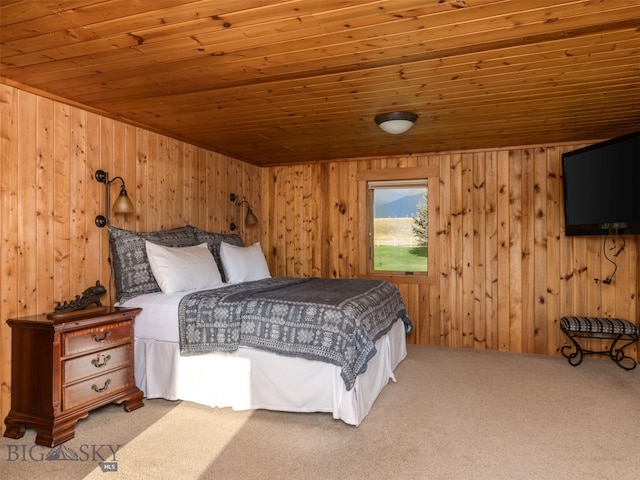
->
[63,321,132,356]
[63,344,131,384]
[63,367,133,411]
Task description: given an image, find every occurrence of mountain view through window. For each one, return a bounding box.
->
[370,183,428,273]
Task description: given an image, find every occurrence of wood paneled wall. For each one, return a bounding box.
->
[0,83,262,433]
[2,81,639,437]
[261,150,639,357]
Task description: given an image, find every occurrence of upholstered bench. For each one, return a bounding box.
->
[560,316,639,370]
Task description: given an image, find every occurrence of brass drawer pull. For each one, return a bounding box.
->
[91,379,111,393]
[91,353,111,368]
[91,331,111,343]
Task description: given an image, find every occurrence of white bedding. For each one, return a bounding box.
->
[122,287,407,425]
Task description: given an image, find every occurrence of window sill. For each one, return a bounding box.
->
[359,274,437,285]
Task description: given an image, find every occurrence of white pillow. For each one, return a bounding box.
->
[219,241,271,284]
[145,241,223,294]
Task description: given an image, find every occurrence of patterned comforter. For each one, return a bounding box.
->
[178,277,412,390]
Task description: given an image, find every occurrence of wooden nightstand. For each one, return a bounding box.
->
[3,306,144,447]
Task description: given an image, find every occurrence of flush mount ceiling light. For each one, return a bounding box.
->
[374,112,418,134]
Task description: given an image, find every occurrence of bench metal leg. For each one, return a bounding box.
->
[560,332,584,367]
[561,328,638,370]
[608,335,638,370]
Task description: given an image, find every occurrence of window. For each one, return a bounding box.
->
[358,167,437,282]
[369,179,428,273]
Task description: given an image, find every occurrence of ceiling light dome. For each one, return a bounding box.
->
[374,112,418,134]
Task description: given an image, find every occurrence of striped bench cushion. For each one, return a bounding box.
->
[561,316,639,335]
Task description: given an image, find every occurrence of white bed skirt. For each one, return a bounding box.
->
[134,319,407,426]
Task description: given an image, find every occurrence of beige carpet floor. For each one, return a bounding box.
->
[2,344,640,480]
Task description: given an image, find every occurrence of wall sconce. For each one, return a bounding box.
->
[95,169,134,228]
[230,193,258,231]
[374,112,418,134]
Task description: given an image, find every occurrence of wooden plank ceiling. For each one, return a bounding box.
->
[1,0,639,166]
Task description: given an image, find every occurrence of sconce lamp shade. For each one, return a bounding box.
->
[245,207,258,226]
[374,112,418,134]
[112,186,135,214]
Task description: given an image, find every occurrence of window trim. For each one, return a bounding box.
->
[357,167,438,284]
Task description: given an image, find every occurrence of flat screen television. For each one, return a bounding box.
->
[562,130,640,236]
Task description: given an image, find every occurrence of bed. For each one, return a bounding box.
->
[109,225,411,425]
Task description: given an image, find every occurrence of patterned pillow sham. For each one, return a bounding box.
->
[108,225,198,303]
[192,227,244,282]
